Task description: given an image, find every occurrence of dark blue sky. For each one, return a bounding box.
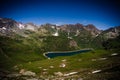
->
[0,0,120,30]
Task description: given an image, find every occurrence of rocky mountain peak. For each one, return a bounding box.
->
[0,18,18,29]
[102,26,120,38]
[85,24,100,31]
[0,18,20,36]
[85,24,101,36]
[24,22,38,31]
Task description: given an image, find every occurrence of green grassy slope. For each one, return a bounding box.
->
[19,50,120,79]
[0,35,45,70]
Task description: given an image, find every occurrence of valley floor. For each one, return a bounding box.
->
[0,50,120,80]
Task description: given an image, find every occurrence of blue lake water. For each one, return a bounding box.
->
[45,49,91,58]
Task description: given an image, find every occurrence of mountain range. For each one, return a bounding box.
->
[0,18,119,37]
[0,18,120,49]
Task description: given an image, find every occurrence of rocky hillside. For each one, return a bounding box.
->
[100,26,120,39]
[0,18,19,36]
[91,26,120,49]
[0,18,38,37]
[0,18,120,50]
[0,18,101,37]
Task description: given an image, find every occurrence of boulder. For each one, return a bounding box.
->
[19,69,25,74]
[22,71,36,76]
[64,72,78,76]
[99,58,107,60]
[54,72,63,76]
[7,73,21,78]
[59,63,66,68]
[111,53,118,56]
[92,70,101,74]
[61,59,67,62]
[43,69,48,71]
[50,66,54,68]
[26,78,38,80]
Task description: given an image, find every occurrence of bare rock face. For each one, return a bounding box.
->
[69,40,78,48]
[24,23,38,31]
[0,18,102,38]
[0,18,19,36]
[0,18,18,29]
[0,18,38,37]
[102,26,120,39]
[85,24,101,36]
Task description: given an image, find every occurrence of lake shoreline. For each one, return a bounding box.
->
[43,48,93,58]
